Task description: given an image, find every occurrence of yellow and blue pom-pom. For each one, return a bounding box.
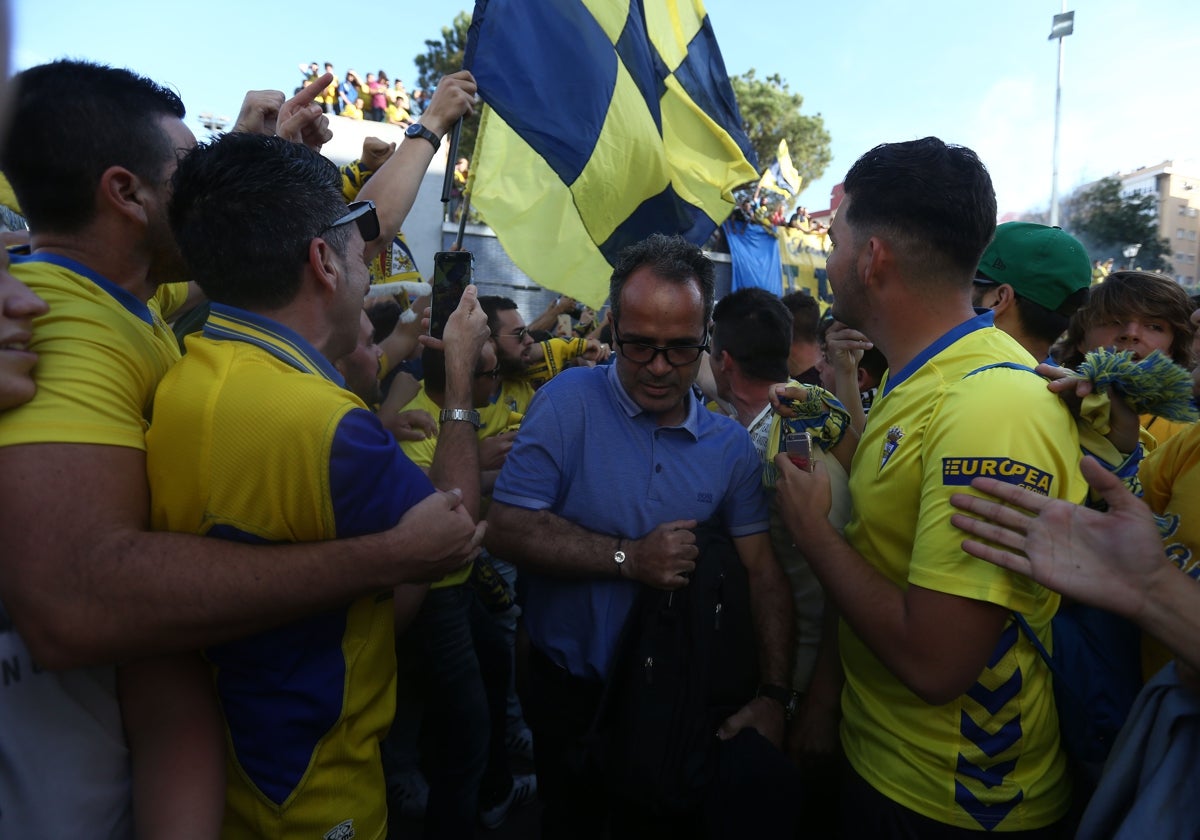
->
[778,384,851,451]
[1077,349,1197,422]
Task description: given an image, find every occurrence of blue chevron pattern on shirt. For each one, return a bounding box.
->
[966,667,1023,715]
[956,754,1018,790]
[956,781,1025,830]
[960,710,1023,758]
[954,620,1030,828]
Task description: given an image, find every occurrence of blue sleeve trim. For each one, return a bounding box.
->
[329,408,434,537]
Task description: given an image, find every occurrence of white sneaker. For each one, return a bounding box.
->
[479,773,537,830]
[388,769,429,820]
[505,726,535,763]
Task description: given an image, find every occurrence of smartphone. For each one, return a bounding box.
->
[784,431,814,472]
[428,250,473,338]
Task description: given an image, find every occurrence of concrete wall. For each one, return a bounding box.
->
[323,116,446,280]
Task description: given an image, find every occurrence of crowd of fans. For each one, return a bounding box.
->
[1,55,1199,840]
[298,59,428,125]
[735,191,827,234]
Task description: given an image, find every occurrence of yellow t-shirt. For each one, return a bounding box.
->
[399,385,473,589]
[525,336,587,389]
[1139,421,1200,678]
[1140,413,1192,448]
[479,377,534,434]
[841,318,1087,831]
[148,304,418,840]
[0,254,180,450]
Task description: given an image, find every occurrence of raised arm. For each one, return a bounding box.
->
[823,321,873,436]
[422,285,490,520]
[358,71,477,265]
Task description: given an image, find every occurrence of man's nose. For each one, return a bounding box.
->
[646,351,674,375]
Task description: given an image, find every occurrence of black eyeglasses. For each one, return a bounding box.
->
[474,362,501,380]
[612,324,708,367]
[323,200,380,243]
[493,326,530,342]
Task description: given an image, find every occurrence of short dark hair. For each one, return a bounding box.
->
[842,137,996,281]
[2,60,186,234]
[781,290,821,345]
[478,295,519,335]
[1061,270,1196,368]
[365,298,402,344]
[169,133,350,310]
[421,346,447,393]
[1013,286,1088,348]
[711,288,791,383]
[609,233,715,330]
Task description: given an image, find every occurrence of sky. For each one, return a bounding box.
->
[14,0,1199,218]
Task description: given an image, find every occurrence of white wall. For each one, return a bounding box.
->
[322,115,448,278]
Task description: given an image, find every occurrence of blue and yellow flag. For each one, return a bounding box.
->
[778,226,830,301]
[723,218,782,295]
[465,0,759,310]
[758,139,802,200]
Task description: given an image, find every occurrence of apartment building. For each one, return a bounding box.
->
[1119,160,1200,286]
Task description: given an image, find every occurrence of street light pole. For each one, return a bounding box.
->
[1048,5,1075,228]
[1123,243,1142,270]
[198,112,231,135]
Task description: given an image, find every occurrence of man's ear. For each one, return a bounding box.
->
[98,166,148,226]
[991,284,1018,315]
[861,234,897,289]
[308,236,339,297]
[717,348,735,372]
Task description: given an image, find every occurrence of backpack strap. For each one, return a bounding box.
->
[1013,612,1053,669]
[1012,611,1091,717]
[963,362,1040,379]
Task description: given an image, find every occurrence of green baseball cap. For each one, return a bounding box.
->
[976,222,1091,313]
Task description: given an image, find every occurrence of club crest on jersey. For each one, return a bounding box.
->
[324,820,355,840]
[880,425,905,468]
[942,457,1054,495]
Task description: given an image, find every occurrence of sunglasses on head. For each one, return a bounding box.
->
[322,200,380,243]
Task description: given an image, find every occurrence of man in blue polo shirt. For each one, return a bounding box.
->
[486,233,793,839]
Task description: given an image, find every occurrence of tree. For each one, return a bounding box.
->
[730,70,831,196]
[1062,176,1172,272]
[414,11,480,160]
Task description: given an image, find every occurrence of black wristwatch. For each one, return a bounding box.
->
[405,121,441,150]
[757,683,800,721]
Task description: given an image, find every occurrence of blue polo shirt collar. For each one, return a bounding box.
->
[881,309,995,397]
[605,361,702,439]
[203,302,346,387]
[14,252,155,325]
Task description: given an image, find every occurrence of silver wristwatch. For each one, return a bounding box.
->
[438,408,481,430]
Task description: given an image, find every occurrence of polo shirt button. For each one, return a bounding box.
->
[655,464,662,473]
